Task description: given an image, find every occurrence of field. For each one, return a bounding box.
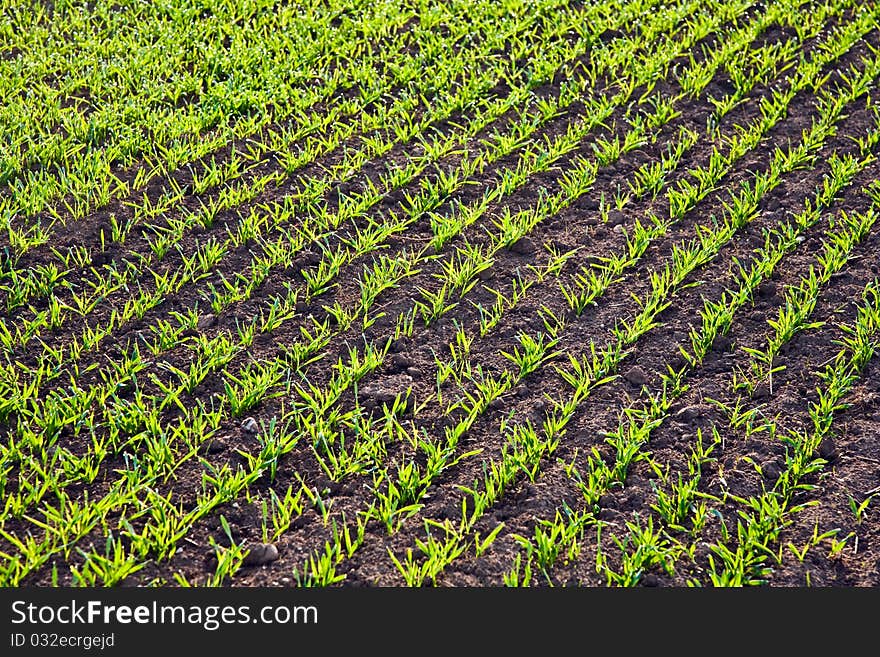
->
[1,0,880,588]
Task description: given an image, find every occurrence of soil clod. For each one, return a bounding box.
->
[509,236,537,255]
[762,460,782,482]
[389,336,410,353]
[752,382,772,400]
[607,210,626,226]
[817,435,839,462]
[389,354,413,372]
[488,397,505,411]
[197,314,216,330]
[623,365,650,387]
[641,573,659,587]
[199,437,227,454]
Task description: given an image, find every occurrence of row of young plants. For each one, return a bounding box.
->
[5,0,728,454]
[1,0,414,223]
[207,0,816,585]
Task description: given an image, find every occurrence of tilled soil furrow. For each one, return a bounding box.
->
[768,354,880,586]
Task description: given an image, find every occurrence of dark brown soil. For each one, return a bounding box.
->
[2,0,879,588]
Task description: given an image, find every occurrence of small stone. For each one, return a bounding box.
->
[606,210,626,226]
[816,435,838,462]
[405,366,421,378]
[613,224,625,234]
[240,417,259,434]
[623,365,650,387]
[242,543,279,567]
[509,236,537,256]
[389,354,413,372]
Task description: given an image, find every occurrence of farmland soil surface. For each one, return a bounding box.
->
[2,0,880,587]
